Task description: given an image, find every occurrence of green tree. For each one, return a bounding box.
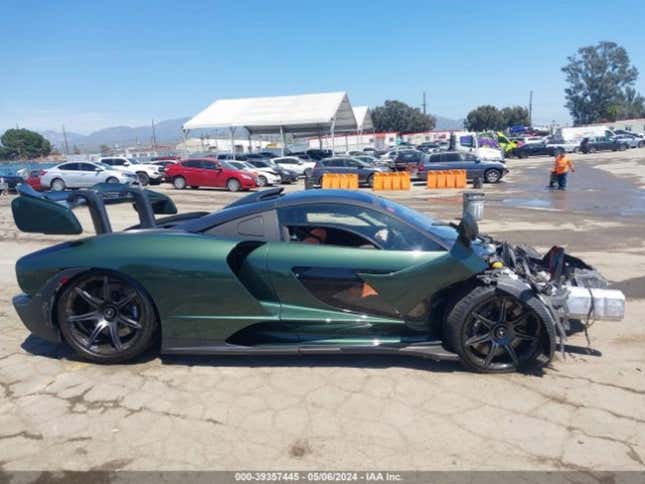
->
[464,105,505,131]
[0,128,52,159]
[617,87,645,120]
[501,106,530,127]
[562,41,643,124]
[371,100,436,133]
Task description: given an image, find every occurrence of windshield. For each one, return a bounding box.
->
[229,161,247,170]
[377,197,458,243]
[127,158,140,165]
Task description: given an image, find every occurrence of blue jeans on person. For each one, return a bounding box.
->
[557,172,568,189]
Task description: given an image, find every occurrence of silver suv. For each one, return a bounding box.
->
[419,151,509,183]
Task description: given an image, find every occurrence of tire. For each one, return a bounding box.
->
[227,178,241,192]
[57,271,158,364]
[444,285,549,373]
[484,169,502,183]
[304,168,313,178]
[257,175,267,187]
[136,172,150,186]
[518,151,528,159]
[638,141,645,148]
[589,147,597,153]
[366,174,374,188]
[50,178,66,191]
[173,176,186,190]
[106,177,119,184]
[619,144,627,151]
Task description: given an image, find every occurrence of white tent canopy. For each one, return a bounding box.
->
[183,91,358,136]
[352,106,373,132]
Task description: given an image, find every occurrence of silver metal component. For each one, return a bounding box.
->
[564,286,625,321]
[463,191,485,221]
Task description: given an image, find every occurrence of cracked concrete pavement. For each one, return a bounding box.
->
[0,150,644,471]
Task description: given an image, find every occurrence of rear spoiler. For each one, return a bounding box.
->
[11,183,177,235]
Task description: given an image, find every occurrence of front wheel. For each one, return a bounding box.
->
[227,178,241,192]
[445,286,551,373]
[106,177,119,184]
[57,271,158,363]
[257,175,267,187]
[173,176,186,190]
[484,169,502,183]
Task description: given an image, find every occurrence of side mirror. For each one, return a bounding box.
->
[95,167,103,172]
[457,212,479,248]
[124,161,131,166]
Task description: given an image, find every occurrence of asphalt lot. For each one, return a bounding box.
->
[0,150,644,472]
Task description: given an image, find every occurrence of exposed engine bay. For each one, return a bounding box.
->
[478,235,626,353]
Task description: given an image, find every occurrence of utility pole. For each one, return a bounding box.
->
[528,90,533,127]
[151,119,157,151]
[62,125,69,155]
[422,91,427,115]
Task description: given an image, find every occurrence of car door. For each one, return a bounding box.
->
[198,160,221,187]
[76,162,101,187]
[265,203,449,346]
[53,163,78,187]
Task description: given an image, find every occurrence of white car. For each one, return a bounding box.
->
[271,156,316,177]
[228,161,280,186]
[41,161,137,191]
[98,157,163,186]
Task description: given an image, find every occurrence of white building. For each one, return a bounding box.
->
[176,137,277,154]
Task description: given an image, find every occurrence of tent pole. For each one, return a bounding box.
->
[182,129,189,158]
[248,131,252,153]
[330,117,336,154]
[280,126,286,156]
[230,127,235,159]
[318,130,322,149]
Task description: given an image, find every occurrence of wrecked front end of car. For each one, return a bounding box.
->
[478,235,626,354]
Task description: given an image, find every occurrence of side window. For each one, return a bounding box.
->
[205,211,280,241]
[444,153,461,162]
[59,163,78,171]
[102,159,114,165]
[202,160,217,170]
[278,203,443,251]
[78,163,96,172]
[112,159,125,166]
[183,160,200,168]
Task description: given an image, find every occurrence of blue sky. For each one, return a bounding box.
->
[2,0,644,134]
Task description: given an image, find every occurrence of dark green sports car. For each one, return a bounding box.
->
[10,183,624,373]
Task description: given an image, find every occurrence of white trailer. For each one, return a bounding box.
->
[556,126,614,143]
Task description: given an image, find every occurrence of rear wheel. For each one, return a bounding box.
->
[304,168,313,178]
[57,271,158,363]
[445,286,548,373]
[619,143,627,151]
[106,177,119,184]
[518,151,528,159]
[257,175,267,187]
[173,176,186,190]
[227,178,241,192]
[366,174,375,188]
[51,178,66,191]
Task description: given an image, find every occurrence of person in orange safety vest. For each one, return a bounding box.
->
[549,152,575,190]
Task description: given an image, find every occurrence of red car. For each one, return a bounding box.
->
[26,169,46,191]
[165,158,257,192]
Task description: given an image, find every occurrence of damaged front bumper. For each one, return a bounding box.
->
[480,238,626,352]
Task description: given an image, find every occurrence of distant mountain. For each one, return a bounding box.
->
[40,113,465,152]
[40,118,193,152]
[434,115,464,130]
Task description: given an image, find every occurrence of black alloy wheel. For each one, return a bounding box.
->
[57,272,158,363]
[446,286,547,373]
